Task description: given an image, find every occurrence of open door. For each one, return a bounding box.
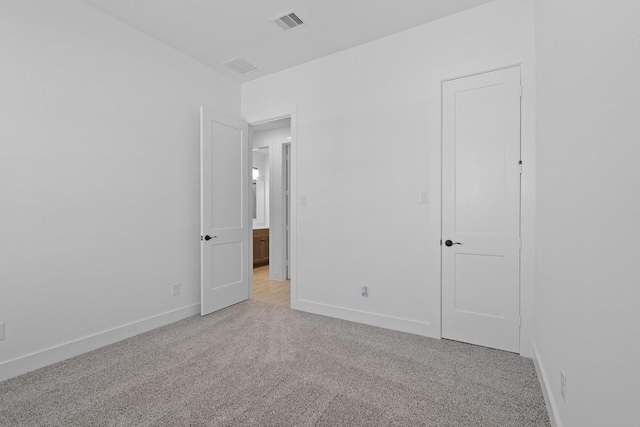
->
[201,108,250,316]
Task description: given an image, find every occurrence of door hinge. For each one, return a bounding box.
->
[519,160,523,174]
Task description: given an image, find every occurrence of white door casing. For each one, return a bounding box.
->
[201,108,250,316]
[285,143,291,280]
[441,66,522,353]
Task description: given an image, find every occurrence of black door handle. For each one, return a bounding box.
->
[445,240,461,247]
[204,235,215,241]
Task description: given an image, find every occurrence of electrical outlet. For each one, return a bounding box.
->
[560,370,566,402]
[419,190,429,204]
[172,283,181,296]
[0,322,5,341]
[360,286,369,297]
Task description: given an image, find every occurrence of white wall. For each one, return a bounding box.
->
[252,150,269,227]
[0,0,240,380]
[534,0,640,425]
[252,126,291,150]
[242,0,536,346]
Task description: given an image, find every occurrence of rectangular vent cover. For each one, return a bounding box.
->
[223,57,258,75]
[272,11,305,31]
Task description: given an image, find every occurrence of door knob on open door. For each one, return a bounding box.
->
[445,240,462,247]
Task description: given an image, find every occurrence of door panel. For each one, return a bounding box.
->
[201,108,250,316]
[454,84,506,234]
[210,122,243,230]
[211,242,243,287]
[453,253,506,317]
[441,67,521,353]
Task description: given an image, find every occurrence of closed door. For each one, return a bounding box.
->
[200,108,250,316]
[441,66,522,353]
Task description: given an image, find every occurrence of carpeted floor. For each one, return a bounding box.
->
[0,301,550,426]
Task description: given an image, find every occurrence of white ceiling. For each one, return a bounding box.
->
[81,0,495,83]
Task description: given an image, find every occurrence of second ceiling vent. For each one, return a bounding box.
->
[272,11,305,31]
[223,57,258,75]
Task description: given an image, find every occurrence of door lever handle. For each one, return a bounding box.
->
[444,240,462,247]
[204,235,217,241]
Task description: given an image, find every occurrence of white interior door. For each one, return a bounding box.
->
[201,108,250,316]
[441,66,522,353]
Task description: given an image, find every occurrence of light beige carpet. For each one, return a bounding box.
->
[0,301,550,426]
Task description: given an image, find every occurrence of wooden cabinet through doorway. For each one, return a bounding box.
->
[253,229,269,266]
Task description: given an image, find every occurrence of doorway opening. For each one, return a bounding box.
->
[250,117,291,308]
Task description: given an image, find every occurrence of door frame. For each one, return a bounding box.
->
[245,106,298,306]
[428,56,536,356]
[283,142,291,280]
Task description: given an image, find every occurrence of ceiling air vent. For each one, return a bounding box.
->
[272,11,305,31]
[223,57,259,75]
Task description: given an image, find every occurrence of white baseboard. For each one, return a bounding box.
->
[532,342,563,427]
[0,303,200,382]
[292,298,436,337]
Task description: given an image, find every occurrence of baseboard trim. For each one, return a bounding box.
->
[532,342,563,427]
[0,303,200,382]
[292,298,436,337]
